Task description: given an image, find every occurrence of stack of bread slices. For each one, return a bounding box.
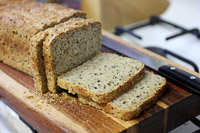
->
[0,0,166,120]
[57,54,166,120]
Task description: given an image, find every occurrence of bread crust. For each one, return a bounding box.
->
[44,18,101,93]
[30,31,48,93]
[58,54,145,103]
[0,0,34,6]
[0,1,86,35]
[0,1,86,76]
[78,71,167,120]
[104,80,166,120]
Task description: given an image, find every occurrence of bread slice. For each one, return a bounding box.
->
[0,0,86,76]
[43,18,101,93]
[57,53,145,103]
[78,71,166,120]
[30,18,94,94]
[30,31,48,93]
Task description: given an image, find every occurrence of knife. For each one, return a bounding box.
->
[102,35,200,97]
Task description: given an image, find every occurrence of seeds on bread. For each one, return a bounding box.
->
[57,53,145,103]
[43,18,101,93]
[78,71,166,120]
[103,71,166,120]
[0,0,86,76]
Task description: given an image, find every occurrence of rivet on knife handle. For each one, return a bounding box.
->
[158,65,200,96]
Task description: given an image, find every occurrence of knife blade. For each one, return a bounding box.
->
[102,35,200,96]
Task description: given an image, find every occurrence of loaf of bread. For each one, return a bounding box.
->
[0,1,166,121]
[0,0,88,93]
[43,18,101,93]
[78,71,166,120]
[0,0,86,76]
[57,53,145,103]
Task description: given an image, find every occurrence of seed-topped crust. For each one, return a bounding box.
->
[0,0,86,76]
[30,31,48,93]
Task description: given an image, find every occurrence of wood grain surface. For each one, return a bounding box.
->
[0,31,200,133]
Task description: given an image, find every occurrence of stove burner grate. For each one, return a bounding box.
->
[114,16,200,41]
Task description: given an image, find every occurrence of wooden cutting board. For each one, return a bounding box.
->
[0,31,200,133]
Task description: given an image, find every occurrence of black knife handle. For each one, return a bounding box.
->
[158,65,200,96]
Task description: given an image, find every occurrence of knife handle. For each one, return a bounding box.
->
[158,65,200,96]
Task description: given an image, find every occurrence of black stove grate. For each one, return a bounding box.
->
[114,16,200,41]
[113,15,200,73]
[145,46,199,72]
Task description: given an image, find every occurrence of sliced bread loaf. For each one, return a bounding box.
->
[0,0,87,93]
[78,71,166,120]
[43,18,101,93]
[0,1,86,76]
[57,53,145,103]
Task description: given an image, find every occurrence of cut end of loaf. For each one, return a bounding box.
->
[43,18,101,93]
[51,19,101,75]
[58,53,145,103]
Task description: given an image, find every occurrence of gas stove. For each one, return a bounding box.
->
[114,16,200,73]
[112,0,200,73]
[110,0,200,132]
[115,24,199,73]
